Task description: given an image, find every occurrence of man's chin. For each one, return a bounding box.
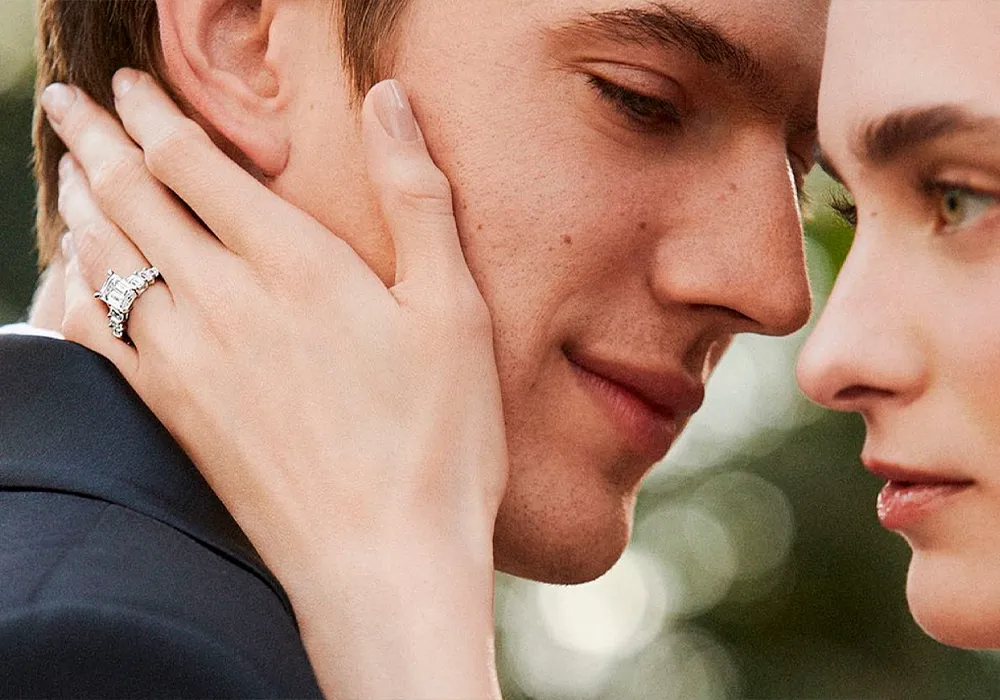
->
[491,493,635,585]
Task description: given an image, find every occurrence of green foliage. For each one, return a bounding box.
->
[0,79,37,322]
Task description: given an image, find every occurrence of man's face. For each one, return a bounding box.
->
[275,0,825,583]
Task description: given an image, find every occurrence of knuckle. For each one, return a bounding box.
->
[427,282,492,341]
[56,180,75,221]
[89,149,146,202]
[384,161,455,216]
[72,220,114,271]
[143,120,206,177]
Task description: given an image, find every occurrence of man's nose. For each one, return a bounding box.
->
[796,236,927,413]
[649,140,812,338]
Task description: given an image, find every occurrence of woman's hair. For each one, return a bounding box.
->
[33,0,410,266]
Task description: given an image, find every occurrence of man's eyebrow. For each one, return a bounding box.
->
[548,3,779,109]
[859,105,1000,165]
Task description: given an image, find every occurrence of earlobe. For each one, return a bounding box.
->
[155,0,290,177]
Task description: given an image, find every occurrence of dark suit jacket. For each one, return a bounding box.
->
[0,335,322,698]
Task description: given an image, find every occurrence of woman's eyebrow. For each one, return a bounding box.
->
[858,105,1000,165]
[546,3,781,109]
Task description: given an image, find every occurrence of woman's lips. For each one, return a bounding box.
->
[875,480,974,530]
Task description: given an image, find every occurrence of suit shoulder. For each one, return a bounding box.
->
[0,490,321,698]
[0,601,278,698]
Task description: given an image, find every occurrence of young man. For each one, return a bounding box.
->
[1,0,826,694]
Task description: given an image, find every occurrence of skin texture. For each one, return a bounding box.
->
[280,0,825,584]
[34,0,826,585]
[797,0,1000,649]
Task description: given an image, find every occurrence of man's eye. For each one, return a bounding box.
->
[928,184,998,233]
[587,75,681,131]
[826,190,857,228]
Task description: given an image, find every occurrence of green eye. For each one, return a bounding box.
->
[937,186,997,232]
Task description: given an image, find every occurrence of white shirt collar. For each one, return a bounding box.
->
[0,323,65,340]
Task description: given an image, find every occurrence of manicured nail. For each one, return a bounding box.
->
[61,232,75,259]
[58,153,74,183]
[373,80,419,142]
[40,83,77,125]
[113,68,139,98]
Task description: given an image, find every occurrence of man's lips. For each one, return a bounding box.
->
[565,349,705,418]
[565,347,704,461]
[863,459,975,530]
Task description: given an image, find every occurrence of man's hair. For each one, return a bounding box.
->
[33,0,410,266]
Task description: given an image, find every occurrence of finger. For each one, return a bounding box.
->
[39,81,221,284]
[362,80,470,292]
[109,69,329,262]
[61,234,140,380]
[58,154,159,294]
[57,153,173,350]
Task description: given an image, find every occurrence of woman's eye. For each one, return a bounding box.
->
[588,75,681,131]
[933,186,998,232]
[826,190,857,228]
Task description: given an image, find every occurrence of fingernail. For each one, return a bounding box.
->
[40,83,77,125]
[59,152,78,184]
[113,68,139,98]
[58,153,74,182]
[373,80,419,142]
[61,232,75,259]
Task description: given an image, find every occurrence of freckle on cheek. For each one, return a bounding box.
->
[638,221,648,231]
[561,234,572,245]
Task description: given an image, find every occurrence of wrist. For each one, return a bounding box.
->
[286,542,500,700]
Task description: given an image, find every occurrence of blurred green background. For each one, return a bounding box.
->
[3,3,999,698]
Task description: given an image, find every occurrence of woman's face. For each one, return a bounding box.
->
[797,0,1000,648]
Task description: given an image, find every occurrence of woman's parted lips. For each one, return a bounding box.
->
[862,458,975,487]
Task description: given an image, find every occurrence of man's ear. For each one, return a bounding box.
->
[155,0,290,177]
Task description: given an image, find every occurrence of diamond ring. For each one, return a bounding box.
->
[94,267,160,341]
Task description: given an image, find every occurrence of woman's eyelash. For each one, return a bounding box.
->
[587,75,681,130]
[827,190,857,228]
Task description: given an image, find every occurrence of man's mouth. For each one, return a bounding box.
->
[564,346,704,462]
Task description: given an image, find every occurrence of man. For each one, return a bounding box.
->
[2,0,826,694]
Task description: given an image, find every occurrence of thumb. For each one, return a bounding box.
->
[361,80,469,291]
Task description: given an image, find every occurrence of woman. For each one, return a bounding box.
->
[42,0,1000,693]
[797,0,1000,649]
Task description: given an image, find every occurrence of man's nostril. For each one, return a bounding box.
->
[834,385,895,403]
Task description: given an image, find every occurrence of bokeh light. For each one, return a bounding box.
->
[0,0,35,96]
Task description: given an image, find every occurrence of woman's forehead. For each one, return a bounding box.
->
[819,1,1000,165]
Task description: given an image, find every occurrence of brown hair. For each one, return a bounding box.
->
[33,0,410,266]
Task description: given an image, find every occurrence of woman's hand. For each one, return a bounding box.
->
[41,70,506,700]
